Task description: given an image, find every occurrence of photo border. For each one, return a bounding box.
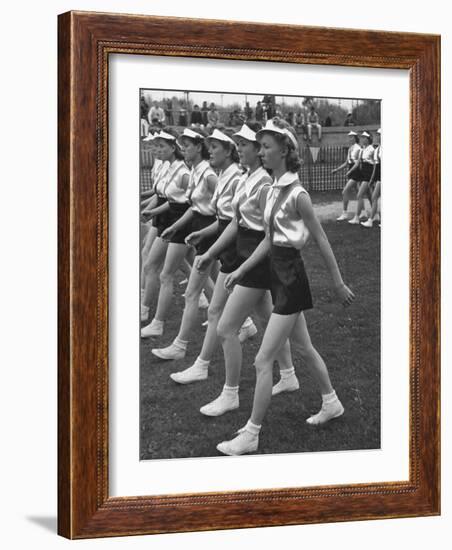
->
[58,10,440,538]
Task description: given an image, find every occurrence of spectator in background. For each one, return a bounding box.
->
[295,110,308,140]
[201,101,209,126]
[190,104,203,128]
[307,105,322,142]
[244,102,253,121]
[324,112,333,127]
[255,101,264,122]
[165,99,174,125]
[148,100,165,127]
[344,112,355,126]
[285,111,295,126]
[140,96,150,137]
[207,102,220,130]
[179,102,188,126]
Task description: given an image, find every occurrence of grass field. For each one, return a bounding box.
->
[140,209,380,460]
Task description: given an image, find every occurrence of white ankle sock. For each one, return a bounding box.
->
[150,318,163,329]
[322,389,337,404]
[194,356,210,369]
[223,384,239,395]
[173,337,188,350]
[279,367,295,379]
[244,420,261,436]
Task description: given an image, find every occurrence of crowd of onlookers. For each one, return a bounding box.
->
[141,95,359,143]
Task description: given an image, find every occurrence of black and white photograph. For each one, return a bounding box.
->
[139,89,381,459]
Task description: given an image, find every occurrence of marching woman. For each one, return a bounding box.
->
[332,131,362,221]
[362,128,381,228]
[140,133,170,321]
[140,129,191,337]
[348,130,375,225]
[215,119,355,456]
[183,123,298,409]
[152,129,256,362]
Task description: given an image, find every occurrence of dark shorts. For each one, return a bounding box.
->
[152,196,167,231]
[270,245,313,315]
[360,162,374,182]
[374,163,381,182]
[191,211,218,256]
[218,218,241,274]
[347,162,361,182]
[236,227,272,289]
[167,202,191,244]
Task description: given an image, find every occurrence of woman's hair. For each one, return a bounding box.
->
[184,128,210,159]
[363,130,373,144]
[269,117,302,173]
[161,127,185,160]
[218,130,240,164]
[352,134,360,144]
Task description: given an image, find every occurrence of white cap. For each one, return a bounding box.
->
[143,132,156,142]
[361,131,371,138]
[232,124,258,142]
[347,131,358,136]
[377,128,381,134]
[179,128,204,141]
[205,128,236,147]
[154,130,177,141]
[256,120,299,151]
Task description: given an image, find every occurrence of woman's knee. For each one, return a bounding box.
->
[254,350,274,375]
[159,268,175,286]
[207,301,223,324]
[292,341,316,363]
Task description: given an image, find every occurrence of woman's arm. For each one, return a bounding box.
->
[195,218,238,271]
[332,160,348,174]
[143,200,170,218]
[296,193,355,306]
[345,159,360,179]
[224,234,271,290]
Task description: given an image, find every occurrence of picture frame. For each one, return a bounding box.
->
[57,10,440,539]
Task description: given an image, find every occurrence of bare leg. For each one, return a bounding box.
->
[141,226,158,288]
[155,242,188,322]
[341,179,357,212]
[198,272,230,361]
[142,237,168,307]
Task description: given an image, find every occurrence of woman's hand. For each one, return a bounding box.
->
[224,268,244,291]
[185,231,203,247]
[331,168,337,175]
[334,282,355,307]
[161,225,176,241]
[195,253,213,272]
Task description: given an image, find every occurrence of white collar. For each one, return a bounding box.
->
[273,171,299,188]
[219,162,240,181]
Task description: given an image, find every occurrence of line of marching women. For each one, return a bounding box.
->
[332,129,381,227]
[140,119,355,456]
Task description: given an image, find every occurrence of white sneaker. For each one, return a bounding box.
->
[198,290,209,309]
[361,219,373,228]
[140,304,150,322]
[201,319,208,328]
[272,374,300,396]
[216,430,259,456]
[152,342,186,360]
[348,216,360,225]
[170,364,208,384]
[141,319,164,338]
[306,398,344,425]
[336,212,349,221]
[200,391,239,417]
[238,321,258,343]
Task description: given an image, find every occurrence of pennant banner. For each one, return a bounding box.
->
[309,146,320,163]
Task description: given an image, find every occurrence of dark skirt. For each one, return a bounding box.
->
[167,202,191,244]
[152,196,167,231]
[191,211,218,256]
[218,218,241,274]
[236,227,272,289]
[270,245,313,315]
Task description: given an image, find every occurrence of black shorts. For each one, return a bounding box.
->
[152,196,167,231]
[374,163,381,182]
[236,226,272,289]
[360,162,374,182]
[191,211,218,256]
[347,162,361,182]
[270,245,313,315]
[218,218,240,274]
[166,202,191,244]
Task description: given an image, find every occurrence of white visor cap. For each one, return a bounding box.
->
[256,120,299,151]
[361,131,371,138]
[232,124,258,143]
[347,131,358,136]
[377,128,381,134]
[205,128,236,147]
[154,130,177,141]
